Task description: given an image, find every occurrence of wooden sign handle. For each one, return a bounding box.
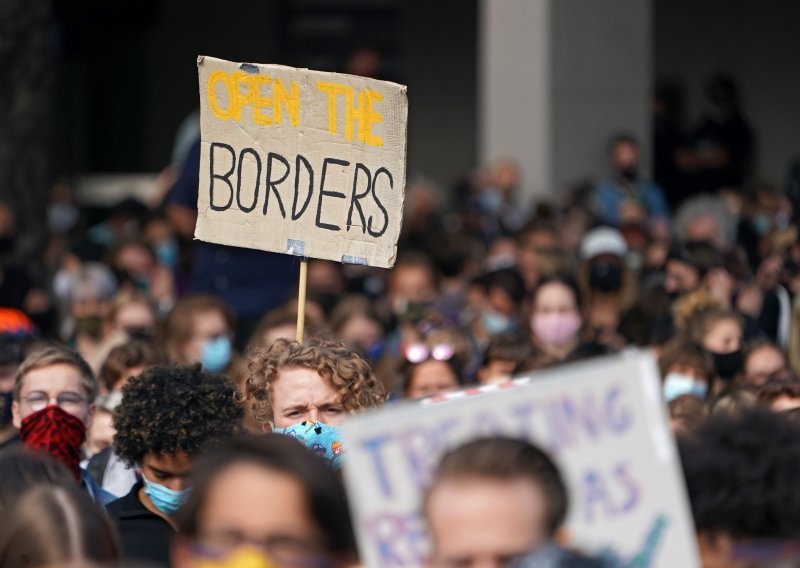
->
[296,259,308,342]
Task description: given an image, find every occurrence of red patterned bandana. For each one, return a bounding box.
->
[20,405,86,482]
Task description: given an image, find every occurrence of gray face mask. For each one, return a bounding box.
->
[47,204,79,234]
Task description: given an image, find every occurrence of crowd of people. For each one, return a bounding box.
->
[1,70,800,567]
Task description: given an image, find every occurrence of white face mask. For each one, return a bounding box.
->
[663,373,708,402]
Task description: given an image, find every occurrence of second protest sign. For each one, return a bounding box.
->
[339,351,700,568]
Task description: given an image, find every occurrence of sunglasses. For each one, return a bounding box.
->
[403,343,455,364]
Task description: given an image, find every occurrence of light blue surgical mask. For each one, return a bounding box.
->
[271,421,346,470]
[154,239,179,269]
[142,473,190,515]
[753,212,771,236]
[202,336,232,373]
[481,308,515,336]
[663,373,707,402]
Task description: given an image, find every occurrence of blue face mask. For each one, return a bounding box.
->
[663,373,707,402]
[481,308,515,336]
[142,474,190,515]
[365,340,385,363]
[753,212,771,236]
[202,336,232,373]
[154,239,179,269]
[271,421,346,470]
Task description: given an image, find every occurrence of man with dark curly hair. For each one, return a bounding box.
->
[106,365,243,567]
[681,408,800,567]
[243,337,387,468]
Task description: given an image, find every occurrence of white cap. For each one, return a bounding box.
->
[579,226,628,260]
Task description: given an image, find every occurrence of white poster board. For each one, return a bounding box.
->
[340,350,700,567]
[196,56,408,268]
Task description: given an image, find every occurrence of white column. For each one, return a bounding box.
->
[479,0,552,206]
[479,0,652,205]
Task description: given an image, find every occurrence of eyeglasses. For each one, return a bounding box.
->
[403,343,455,364]
[191,532,330,568]
[20,391,87,412]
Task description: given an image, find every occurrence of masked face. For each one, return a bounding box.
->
[47,203,79,234]
[710,349,744,381]
[184,309,233,368]
[663,373,708,401]
[481,308,516,336]
[154,238,179,269]
[20,406,86,481]
[202,336,233,373]
[143,473,191,515]
[271,421,346,470]
[531,313,582,348]
[531,282,582,349]
[588,261,623,292]
[703,319,742,380]
[140,452,193,516]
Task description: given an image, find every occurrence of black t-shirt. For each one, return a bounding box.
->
[106,481,174,567]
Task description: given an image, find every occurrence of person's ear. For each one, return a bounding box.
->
[84,402,96,431]
[11,400,21,429]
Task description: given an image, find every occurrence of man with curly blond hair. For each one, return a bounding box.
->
[244,336,387,430]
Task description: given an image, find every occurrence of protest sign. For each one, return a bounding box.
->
[195,56,408,269]
[340,350,700,568]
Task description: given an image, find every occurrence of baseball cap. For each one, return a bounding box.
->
[579,227,628,260]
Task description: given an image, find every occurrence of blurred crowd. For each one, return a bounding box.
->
[1,71,800,568]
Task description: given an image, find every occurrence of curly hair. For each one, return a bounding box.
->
[113,365,243,466]
[680,409,800,538]
[243,336,387,426]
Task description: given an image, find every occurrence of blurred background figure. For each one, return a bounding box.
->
[425,436,602,567]
[0,484,120,568]
[173,434,358,568]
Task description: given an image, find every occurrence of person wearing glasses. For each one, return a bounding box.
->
[172,433,357,568]
[399,328,470,400]
[9,345,114,504]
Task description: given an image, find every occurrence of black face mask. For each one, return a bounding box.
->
[75,315,103,340]
[619,166,639,184]
[589,262,623,292]
[711,349,743,380]
[0,235,15,254]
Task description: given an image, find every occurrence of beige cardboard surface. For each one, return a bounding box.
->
[195,56,408,268]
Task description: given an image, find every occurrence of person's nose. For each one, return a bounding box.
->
[169,477,188,492]
[307,408,320,423]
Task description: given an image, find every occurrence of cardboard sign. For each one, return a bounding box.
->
[195,56,408,268]
[340,351,700,568]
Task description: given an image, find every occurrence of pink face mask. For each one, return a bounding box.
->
[531,312,582,347]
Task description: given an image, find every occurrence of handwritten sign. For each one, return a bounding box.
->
[195,56,408,268]
[340,351,700,567]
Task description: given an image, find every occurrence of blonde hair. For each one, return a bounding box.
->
[672,290,724,331]
[14,346,97,402]
[243,336,387,425]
